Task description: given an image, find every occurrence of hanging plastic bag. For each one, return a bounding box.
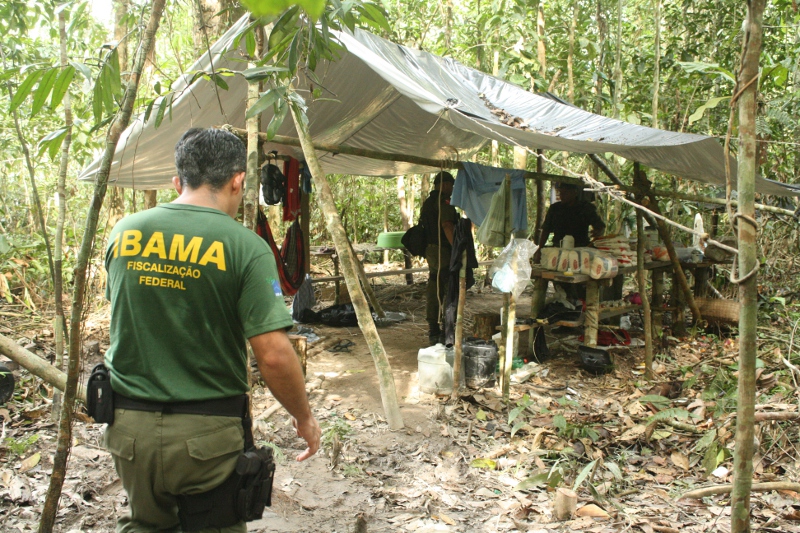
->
[490,239,538,298]
[476,184,512,247]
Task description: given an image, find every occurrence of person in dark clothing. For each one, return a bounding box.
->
[420,171,458,345]
[537,182,605,252]
[535,182,605,302]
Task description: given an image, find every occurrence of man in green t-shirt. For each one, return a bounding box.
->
[420,171,458,345]
[103,128,320,532]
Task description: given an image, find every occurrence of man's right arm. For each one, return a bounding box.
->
[249,330,321,461]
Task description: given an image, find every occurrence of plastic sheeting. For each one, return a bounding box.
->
[78,16,799,197]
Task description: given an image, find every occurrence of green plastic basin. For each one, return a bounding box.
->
[377,231,406,248]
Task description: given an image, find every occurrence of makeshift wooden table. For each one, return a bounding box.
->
[529,261,673,350]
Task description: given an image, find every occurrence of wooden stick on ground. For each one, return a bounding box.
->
[680,482,800,500]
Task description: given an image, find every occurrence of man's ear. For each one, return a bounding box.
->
[172,176,183,194]
[232,171,246,193]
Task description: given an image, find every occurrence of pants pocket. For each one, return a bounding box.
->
[104,427,135,462]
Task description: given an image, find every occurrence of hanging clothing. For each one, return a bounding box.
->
[451,162,528,232]
[283,158,302,221]
[444,218,478,346]
[255,210,306,296]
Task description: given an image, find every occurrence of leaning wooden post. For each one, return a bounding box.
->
[242,27,264,232]
[38,2,166,531]
[636,211,654,379]
[731,1,764,530]
[451,249,468,401]
[634,168,702,325]
[500,175,515,401]
[347,240,385,318]
[634,163,654,377]
[289,104,403,430]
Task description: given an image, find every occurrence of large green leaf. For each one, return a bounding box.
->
[246,89,282,120]
[10,70,43,112]
[30,67,59,116]
[49,65,75,110]
[242,0,326,20]
[572,459,597,491]
[688,96,730,125]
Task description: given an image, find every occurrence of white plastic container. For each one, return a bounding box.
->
[418,344,453,395]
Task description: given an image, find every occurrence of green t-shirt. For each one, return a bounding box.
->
[104,204,293,402]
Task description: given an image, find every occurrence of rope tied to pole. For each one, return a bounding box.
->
[729,212,760,285]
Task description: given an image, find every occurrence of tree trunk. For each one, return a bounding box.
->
[143,190,157,209]
[290,105,404,430]
[192,0,244,50]
[108,188,126,228]
[594,0,607,115]
[568,1,577,103]
[535,149,546,244]
[731,2,765,531]
[652,0,661,128]
[243,77,261,230]
[114,0,129,75]
[52,11,73,421]
[38,3,166,531]
[636,211,654,378]
[612,0,623,118]
[451,250,467,401]
[397,176,413,284]
[0,58,55,287]
[537,3,547,81]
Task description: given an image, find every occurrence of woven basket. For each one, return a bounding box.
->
[695,297,739,324]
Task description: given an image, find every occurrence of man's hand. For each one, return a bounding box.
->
[292,416,321,462]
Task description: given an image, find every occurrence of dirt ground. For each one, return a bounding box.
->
[2,270,800,532]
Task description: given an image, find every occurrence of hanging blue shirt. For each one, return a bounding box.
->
[451,162,528,232]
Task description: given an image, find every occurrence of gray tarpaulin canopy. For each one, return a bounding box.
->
[79,15,799,197]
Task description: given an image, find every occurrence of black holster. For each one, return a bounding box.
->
[86,364,115,424]
[176,400,276,531]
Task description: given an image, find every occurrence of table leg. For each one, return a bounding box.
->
[333,255,341,305]
[694,266,710,298]
[672,271,687,336]
[584,281,600,346]
[651,267,665,330]
[529,278,548,357]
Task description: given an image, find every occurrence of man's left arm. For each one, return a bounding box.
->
[586,203,606,238]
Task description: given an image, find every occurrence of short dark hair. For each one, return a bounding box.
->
[433,171,455,187]
[174,128,246,190]
[555,181,580,191]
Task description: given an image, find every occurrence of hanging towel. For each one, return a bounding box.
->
[451,162,527,232]
[283,158,302,221]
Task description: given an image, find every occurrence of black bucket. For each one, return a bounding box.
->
[578,345,614,374]
[463,339,498,389]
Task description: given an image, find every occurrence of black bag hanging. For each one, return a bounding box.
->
[260,163,286,205]
[401,224,427,257]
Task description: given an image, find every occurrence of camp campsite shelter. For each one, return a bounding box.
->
[80,14,798,408]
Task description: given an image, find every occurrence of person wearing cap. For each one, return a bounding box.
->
[536,181,605,254]
[420,171,458,345]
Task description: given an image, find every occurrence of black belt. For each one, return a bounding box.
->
[114,393,248,418]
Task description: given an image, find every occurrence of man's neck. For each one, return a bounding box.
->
[172,187,230,216]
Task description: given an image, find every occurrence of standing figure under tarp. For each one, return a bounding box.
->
[421,171,458,345]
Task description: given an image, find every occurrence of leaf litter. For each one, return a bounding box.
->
[2,285,800,532]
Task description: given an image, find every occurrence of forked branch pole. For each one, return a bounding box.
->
[289,105,403,431]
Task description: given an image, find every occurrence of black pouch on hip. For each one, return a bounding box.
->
[86,364,115,424]
[177,446,276,531]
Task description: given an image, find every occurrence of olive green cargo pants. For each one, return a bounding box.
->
[425,244,452,326]
[103,408,247,533]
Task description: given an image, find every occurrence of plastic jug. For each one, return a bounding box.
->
[418,344,453,395]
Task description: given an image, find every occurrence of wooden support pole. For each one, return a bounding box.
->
[636,210,654,379]
[651,267,666,330]
[473,313,501,340]
[451,250,468,401]
[585,282,600,346]
[535,149,546,242]
[290,104,404,430]
[347,240,385,318]
[301,182,311,275]
[500,176,515,401]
